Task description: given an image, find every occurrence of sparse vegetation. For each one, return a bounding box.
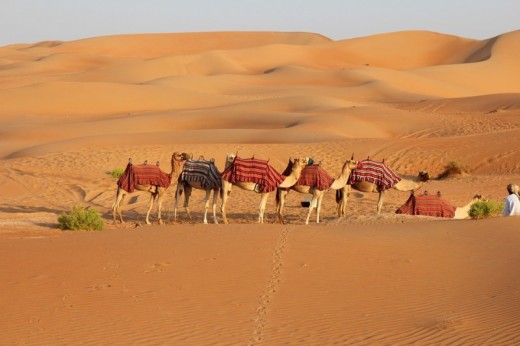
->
[469,200,504,219]
[107,167,124,179]
[58,205,104,231]
[438,160,468,179]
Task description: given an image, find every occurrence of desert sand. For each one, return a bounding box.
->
[1,30,519,345]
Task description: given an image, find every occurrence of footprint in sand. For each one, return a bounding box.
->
[144,262,172,274]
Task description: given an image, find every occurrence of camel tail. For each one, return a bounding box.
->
[335,189,343,204]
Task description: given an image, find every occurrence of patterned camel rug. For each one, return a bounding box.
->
[117,162,171,193]
[221,156,285,193]
[178,159,221,190]
[348,159,401,191]
[295,164,335,191]
[396,193,456,218]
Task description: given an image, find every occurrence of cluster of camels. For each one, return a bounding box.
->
[112,152,482,225]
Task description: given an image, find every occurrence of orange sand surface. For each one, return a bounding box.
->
[1,30,520,344]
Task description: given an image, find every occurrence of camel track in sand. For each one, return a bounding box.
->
[249,226,292,345]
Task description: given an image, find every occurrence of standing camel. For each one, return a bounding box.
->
[276,159,360,225]
[112,152,187,225]
[220,154,308,224]
[336,158,430,216]
[174,156,222,224]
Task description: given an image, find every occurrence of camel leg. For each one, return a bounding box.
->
[316,191,324,224]
[337,186,350,217]
[157,190,164,225]
[376,191,385,214]
[145,192,156,225]
[276,189,287,224]
[221,182,231,224]
[202,189,211,224]
[119,194,126,223]
[258,193,269,224]
[112,188,126,224]
[212,188,219,224]
[183,185,193,221]
[174,182,183,222]
[306,192,319,225]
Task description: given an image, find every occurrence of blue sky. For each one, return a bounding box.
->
[1,0,519,46]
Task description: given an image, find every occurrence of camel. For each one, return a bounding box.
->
[396,191,482,219]
[174,156,222,224]
[112,152,187,225]
[220,153,308,224]
[453,194,483,219]
[276,159,360,225]
[336,158,430,216]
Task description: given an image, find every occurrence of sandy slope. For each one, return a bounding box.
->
[1,30,520,345]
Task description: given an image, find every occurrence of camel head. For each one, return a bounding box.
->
[172,152,191,162]
[171,152,189,176]
[342,159,360,173]
[290,157,310,170]
[281,157,309,177]
[224,153,236,168]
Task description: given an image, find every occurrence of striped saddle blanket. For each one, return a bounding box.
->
[178,159,221,190]
[117,163,172,193]
[221,157,285,193]
[396,194,455,218]
[348,159,401,191]
[295,164,334,191]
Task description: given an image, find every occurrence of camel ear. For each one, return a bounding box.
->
[351,153,354,160]
[156,161,160,166]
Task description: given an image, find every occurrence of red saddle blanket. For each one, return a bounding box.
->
[221,157,284,193]
[117,163,172,193]
[396,194,455,218]
[295,164,334,191]
[348,159,401,191]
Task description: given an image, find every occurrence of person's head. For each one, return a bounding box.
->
[507,183,519,195]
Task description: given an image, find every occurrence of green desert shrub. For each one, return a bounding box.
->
[107,167,124,179]
[469,200,504,219]
[438,160,468,179]
[58,205,104,231]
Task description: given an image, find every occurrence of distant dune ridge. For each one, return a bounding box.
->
[0,30,519,168]
[1,30,520,345]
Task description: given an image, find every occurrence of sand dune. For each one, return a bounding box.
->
[1,29,520,345]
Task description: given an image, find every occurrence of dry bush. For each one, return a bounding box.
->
[438,160,468,179]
